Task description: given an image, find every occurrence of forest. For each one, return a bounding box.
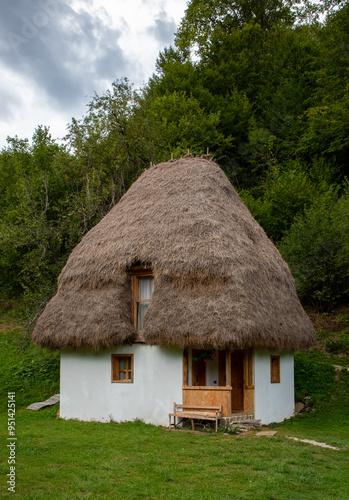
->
[0,0,348,317]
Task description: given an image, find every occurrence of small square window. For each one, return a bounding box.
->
[112,354,133,383]
[270,355,280,383]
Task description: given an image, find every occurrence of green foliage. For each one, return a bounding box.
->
[146,91,231,159]
[192,349,216,362]
[299,97,349,181]
[325,333,349,354]
[240,165,316,241]
[12,351,59,386]
[0,329,59,409]
[0,127,71,302]
[294,352,336,403]
[0,81,151,312]
[337,312,349,325]
[280,190,349,309]
[1,1,349,316]
[176,0,296,56]
[65,79,149,216]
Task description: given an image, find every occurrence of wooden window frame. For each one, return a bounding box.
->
[111,354,134,383]
[130,266,153,336]
[270,355,280,384]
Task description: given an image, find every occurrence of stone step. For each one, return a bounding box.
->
[221,415,262,431]
[226,413,254,422]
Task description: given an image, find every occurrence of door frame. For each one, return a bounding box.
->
[182,348,255,416]
[230,350,244,411]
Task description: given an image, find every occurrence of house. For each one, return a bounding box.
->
[33,155,315,426]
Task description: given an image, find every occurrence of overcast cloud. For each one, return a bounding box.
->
[0,0,187,147]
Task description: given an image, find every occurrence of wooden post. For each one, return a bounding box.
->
[244,350,247,387]
[183,349,189,386]
[226,350,231,386]
[226,350,232,416]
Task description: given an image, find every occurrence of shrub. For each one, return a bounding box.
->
[294,353,336,403]
[325,333,349,354]
[279,190,349,310]
[0,329,60,409]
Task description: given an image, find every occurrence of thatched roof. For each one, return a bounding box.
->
[33,156,315,351]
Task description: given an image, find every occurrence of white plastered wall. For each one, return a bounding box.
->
[254,350,294,424]
[60,344,183,425]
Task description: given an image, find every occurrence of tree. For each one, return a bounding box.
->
[175,0,295,56]
[175,0,346,56]
[0,127,71,302]
[65,79,151,234]
[148,0,325,187]
[297,3,349,183]
[143,91,231,160]
[240,165,317,241]
[280,189,349,309]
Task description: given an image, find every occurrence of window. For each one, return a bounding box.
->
[112,354,133,383]
[136,276,154,331]
[270,355,280,383]
[130,267,154,334]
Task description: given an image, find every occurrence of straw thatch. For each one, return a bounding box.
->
[33,156,315,351]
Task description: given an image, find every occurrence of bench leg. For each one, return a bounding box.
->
[215,417,218,433]
[191,419,195,431]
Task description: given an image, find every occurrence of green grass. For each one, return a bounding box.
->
[1,307,349,499]
[0,407,348,499]
[0,329,59,410]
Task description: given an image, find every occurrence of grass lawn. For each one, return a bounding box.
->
[1,405,348,499]
[1,313,349,499]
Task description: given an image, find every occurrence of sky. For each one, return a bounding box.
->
[0,0,188,148]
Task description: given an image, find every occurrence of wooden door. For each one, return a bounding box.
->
[231,350,244,410]
[192,350,206,386]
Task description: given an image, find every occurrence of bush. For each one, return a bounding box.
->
[325,333,349,354]
[279,190,349,310]
[294,353,336,403]
[0,329,60,409]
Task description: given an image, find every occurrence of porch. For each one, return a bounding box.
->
[182,348,255,418]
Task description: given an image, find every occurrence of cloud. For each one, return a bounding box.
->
[147,10,176,45]
[0,82,23,121]
[0,0,130,111]
[0,0,188,146]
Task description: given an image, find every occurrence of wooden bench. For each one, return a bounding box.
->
[169,403,222,432]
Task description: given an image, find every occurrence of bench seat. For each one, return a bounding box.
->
[169,404,222,432]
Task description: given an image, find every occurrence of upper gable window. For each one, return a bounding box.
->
[130,267,154,335]
[136,276,154,331]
